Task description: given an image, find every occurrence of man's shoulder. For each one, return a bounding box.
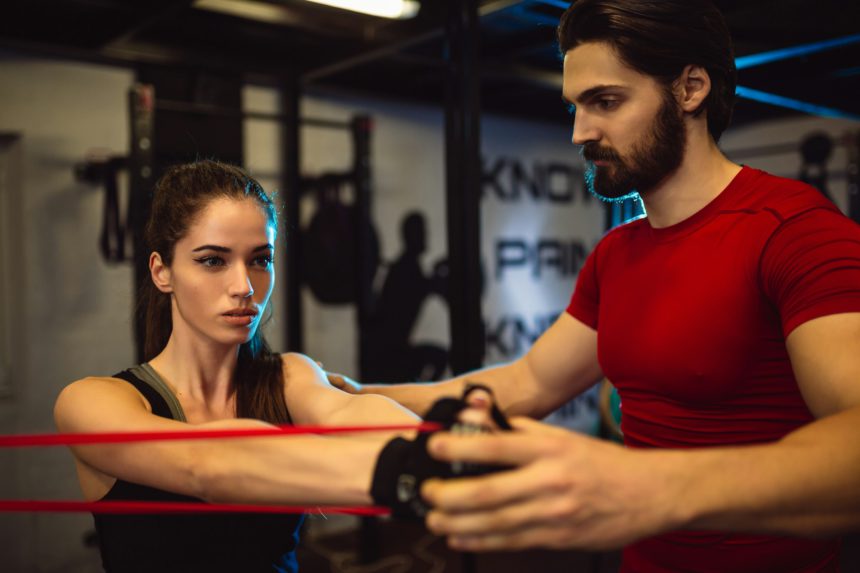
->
[735,167,837,221]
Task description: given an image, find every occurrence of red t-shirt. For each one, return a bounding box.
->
[567,167,860,572]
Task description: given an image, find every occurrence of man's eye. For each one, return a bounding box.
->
[566,102,577,115]
[598,99,620,110]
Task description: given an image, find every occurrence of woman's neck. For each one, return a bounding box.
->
[148,332,239,409]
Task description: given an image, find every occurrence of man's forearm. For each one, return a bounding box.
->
[355,381,465,417]
[357,362,527,417]
[667,406,860,536]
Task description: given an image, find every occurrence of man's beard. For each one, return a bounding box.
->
[582,92,687,203]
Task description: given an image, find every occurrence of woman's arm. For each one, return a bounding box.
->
[54,376,395,506]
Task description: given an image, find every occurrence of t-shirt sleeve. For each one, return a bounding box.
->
[566,242,601,329]
[761,207,860,337]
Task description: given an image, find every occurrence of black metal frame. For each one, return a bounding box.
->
[444,0,485,374]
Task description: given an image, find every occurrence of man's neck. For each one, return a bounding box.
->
[641,135,742,229]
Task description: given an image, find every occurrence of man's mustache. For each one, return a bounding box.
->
[581,143,621,162]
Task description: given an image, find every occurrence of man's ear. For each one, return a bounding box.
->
[149,252,173,293]
[676,64,711,114]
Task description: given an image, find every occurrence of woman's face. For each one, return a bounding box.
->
[160,196,276,348]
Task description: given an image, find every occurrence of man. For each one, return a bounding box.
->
[333,1,860,570]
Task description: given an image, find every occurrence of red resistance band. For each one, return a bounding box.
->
[0,500,389,516]
[0,422,440,516]
[0,422,441,448]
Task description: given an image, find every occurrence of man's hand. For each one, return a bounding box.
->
[325,371,362,394]
[421,417,685,551]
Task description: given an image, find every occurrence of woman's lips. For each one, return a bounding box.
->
[222,314,255,326]
[222,309,257,326]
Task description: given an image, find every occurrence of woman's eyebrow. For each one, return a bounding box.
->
[191,244,230,253]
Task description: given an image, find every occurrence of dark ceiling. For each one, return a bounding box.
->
[3,0,859,127]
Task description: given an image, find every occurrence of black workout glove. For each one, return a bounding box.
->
[370,384,511,518]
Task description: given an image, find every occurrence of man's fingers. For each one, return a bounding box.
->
[426,492,555,537]
[325,371,360,393]
[463,387,492,409]
[447,527,565,552]
[509,416,568,434]
[428,423,572,466]
[422,461,554,511]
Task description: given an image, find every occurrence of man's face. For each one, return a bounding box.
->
[563,42,687,201]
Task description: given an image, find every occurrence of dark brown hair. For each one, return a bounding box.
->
[140,159,290,424]
[557,0,737,142]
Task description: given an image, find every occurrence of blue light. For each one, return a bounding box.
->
[735,33,860,70]
[735,86,860,121]
[530,0,571,9]
[510,5,563,28]
[834,66,860,78]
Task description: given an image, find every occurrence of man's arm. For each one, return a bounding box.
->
[421,312,860,550]
[681,311,860,534]
[330,313,603,418]
[281,353,418,427]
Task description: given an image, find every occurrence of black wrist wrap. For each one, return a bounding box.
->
[371,390,510,518]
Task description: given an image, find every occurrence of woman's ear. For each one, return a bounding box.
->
[676,64,712,113]
[149,252,173,293]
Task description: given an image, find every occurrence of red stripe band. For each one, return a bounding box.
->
[0,500,390,516]
[0,422,441,448]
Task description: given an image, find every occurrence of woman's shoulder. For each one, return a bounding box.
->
[56,375,149,414]
[54,376,151,433]
[61,374,147,396]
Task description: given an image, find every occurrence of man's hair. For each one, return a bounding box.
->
[557,0,737,142]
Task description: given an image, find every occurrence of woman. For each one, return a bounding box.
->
[54,160,420,572]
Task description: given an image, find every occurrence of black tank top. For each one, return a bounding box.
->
[92,366,304,573]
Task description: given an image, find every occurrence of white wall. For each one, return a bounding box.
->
[721,115,856,212]
[0,53,136,573]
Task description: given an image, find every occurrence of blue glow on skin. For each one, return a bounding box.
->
[735,33,860,70]
[735,86,860,121]
[581,151,641,204]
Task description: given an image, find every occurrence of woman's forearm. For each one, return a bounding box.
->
[196,431,388,506]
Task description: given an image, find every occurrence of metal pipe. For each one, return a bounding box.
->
[281,76,304,352]
[444,0,485,376]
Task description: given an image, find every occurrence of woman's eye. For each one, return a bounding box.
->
[253,255,273,268]
[196,256,225,268]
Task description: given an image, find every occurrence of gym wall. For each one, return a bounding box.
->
[0,51,857,572]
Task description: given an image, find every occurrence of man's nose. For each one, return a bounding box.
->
[571,110,600,146]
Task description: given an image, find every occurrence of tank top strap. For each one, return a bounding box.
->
[113,364,187,422]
